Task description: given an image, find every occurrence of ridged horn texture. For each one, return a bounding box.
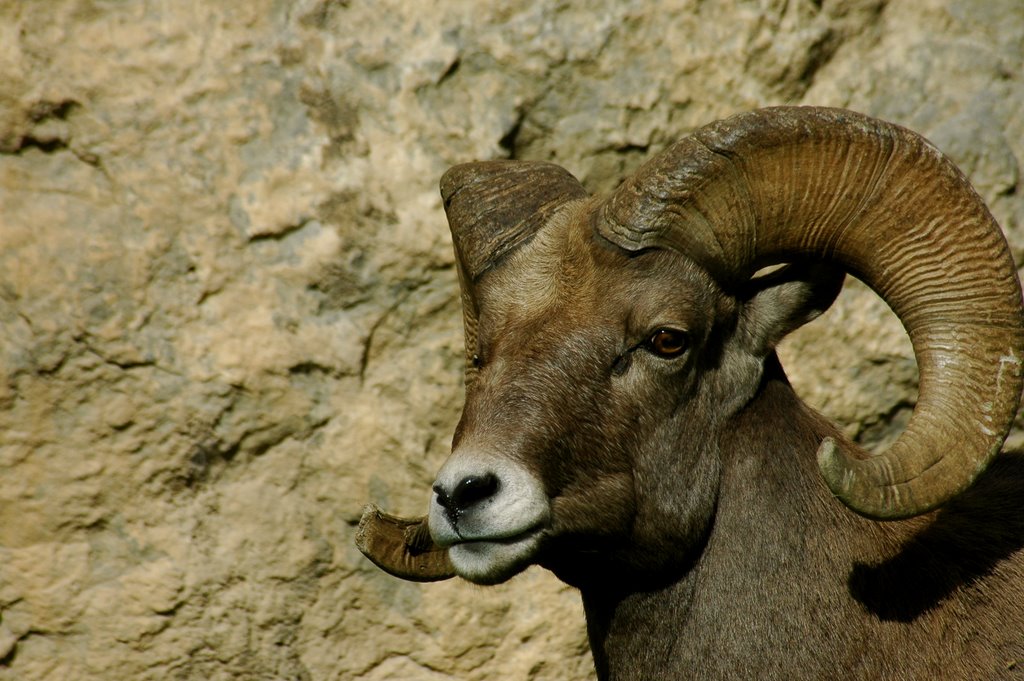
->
[441,160,589,381]
[597,105,1024,520]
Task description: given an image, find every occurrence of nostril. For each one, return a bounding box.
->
[432,484,453,512]
[450,473,499,512]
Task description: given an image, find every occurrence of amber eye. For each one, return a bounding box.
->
[647,329,688,358]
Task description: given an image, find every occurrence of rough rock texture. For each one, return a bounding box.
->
[0,0,1021,679]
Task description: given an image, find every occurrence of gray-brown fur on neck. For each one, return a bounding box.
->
[582,359,1024,680]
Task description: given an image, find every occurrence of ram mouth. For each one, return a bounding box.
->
[446,525,547,584]
[448,520,544,540]
[448,524,545,548]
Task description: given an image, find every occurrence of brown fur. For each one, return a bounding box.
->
[458,206,1024,680]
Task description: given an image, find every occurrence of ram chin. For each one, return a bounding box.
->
[448,532,543,585]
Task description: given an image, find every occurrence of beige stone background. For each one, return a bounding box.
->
[1,0,1022,679]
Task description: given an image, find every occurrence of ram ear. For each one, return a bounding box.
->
[738,262,845,357]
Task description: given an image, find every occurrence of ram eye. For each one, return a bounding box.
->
[647,329,688,358]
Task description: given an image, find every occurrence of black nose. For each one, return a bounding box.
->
[434,473,499,517]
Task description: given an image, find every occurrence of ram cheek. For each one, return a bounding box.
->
[540,471,634,565]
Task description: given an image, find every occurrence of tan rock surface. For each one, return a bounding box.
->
[0,0,1020,679]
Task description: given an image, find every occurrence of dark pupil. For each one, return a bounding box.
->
[651,330,685,357]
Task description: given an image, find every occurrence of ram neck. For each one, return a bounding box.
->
[577,355,1024,680]
[580,358,907,680]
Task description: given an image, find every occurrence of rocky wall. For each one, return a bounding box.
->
[0,0,1021,679]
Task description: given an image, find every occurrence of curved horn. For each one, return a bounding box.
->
[597,106,1024,519]
[356,505,455,582]
[441,160,588,381]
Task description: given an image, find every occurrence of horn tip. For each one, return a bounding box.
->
[354,504,457,582]
[816,437,901,521]
[816,437,942,521]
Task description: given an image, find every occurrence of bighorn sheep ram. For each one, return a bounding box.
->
[356,106,1024,679]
